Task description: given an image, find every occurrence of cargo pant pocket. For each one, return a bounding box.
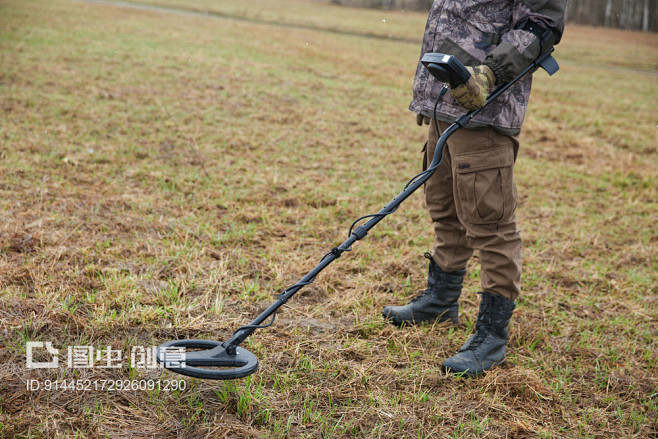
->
[454,145,515,225]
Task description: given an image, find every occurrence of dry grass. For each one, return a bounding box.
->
[1,0,656,437]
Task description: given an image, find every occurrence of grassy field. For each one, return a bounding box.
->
[1,0,657,437]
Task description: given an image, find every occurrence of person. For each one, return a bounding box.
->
[382,0,566,376]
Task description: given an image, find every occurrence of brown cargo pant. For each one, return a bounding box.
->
[424,120,522,301]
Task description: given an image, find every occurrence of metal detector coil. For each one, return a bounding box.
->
[156,49,559,380]
[156,340,258,380]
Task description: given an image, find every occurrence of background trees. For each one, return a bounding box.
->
[326,0,658,31]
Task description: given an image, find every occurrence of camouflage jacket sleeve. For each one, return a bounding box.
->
[484,0,566,84]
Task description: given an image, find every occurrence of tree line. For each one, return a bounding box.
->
[324,0,658,32]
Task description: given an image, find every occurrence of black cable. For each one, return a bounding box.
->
[403,86,449,190]
[233,312,277,334]
[232,275,318,334]
[348,212,388,237]
[345,86,448,243]
[233,87,449,338]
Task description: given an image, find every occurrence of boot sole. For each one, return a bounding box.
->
[441,360,507,378]
[382,310,458,327]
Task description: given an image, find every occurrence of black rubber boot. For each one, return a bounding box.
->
[442,292,516,377]
[382,253,465,326]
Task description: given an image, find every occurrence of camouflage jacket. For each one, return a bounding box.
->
[409,0,566,135]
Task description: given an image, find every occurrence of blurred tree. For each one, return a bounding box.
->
[322,0,657,31]
[566,0,657,30]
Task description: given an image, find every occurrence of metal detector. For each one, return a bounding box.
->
[156,49,559,380]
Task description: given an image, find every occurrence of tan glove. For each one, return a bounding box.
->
[449,65,495,111]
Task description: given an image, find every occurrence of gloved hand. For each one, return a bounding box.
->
[449,65,495,111]
[416,113,431,126]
